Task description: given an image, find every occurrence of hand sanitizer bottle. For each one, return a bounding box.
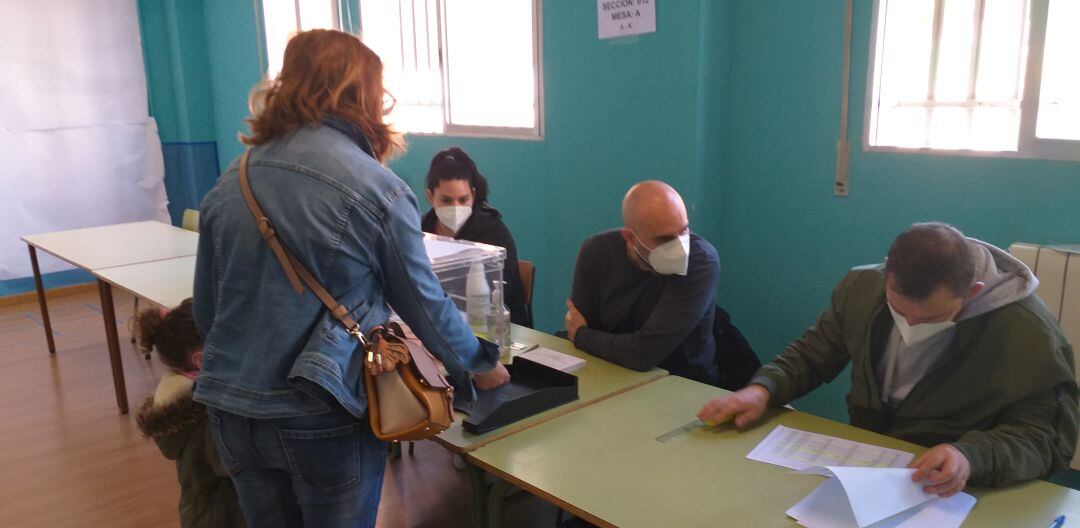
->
[465,261,490,336]
[487,280,511,356]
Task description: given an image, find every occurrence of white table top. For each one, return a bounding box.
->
[92,256,196,309]
[21,220,198,271]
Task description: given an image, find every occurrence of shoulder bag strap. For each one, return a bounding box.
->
[237,149,367,343]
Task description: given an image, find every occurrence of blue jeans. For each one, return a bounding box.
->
[207,404,387,528]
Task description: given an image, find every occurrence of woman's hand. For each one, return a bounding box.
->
[474,363,511,390]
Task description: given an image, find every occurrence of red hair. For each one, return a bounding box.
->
[242,29,405,162]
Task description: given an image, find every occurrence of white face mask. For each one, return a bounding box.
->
[888,304,956,346]
[435,205,472,233]
[633,232,691,276]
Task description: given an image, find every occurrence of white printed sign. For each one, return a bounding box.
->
[597,0,655,39]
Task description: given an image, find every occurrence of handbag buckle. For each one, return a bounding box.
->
[348,324,368,346]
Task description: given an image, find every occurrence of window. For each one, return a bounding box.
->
[358,0,543,138]
[866,0,1080,160]
[1036,0,1080,141]
[261,0,341,80]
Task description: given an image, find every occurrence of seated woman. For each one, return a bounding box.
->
[421,147,531,327]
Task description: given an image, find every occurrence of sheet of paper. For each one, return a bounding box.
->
[812,467,933,526]
[423,237,475,262]
[519,347,586,373]
[897,492,976,528]
[787,466,976,528]
[788,475,917,528]
[746,425,914,471]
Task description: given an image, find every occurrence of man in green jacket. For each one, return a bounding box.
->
[699,222,1078,497]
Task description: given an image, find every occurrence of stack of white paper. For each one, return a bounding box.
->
[786,466,976,528]
[519,347,586,373]
[747,425,915,470]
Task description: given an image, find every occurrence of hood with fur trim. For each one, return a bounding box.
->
[135,373,206,460]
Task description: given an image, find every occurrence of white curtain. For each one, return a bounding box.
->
[0,0,169,280]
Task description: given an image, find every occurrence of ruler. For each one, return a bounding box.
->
[655,419,708,443]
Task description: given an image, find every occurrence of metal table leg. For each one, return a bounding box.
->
[486,477,512,528]
[97,280,129,414]
[464,456,489,528]
[27,245,56,354]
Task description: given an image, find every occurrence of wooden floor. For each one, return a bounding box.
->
[1,289,557,527]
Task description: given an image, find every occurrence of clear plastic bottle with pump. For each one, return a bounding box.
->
[465,261,490,336]
[487,280,511,356]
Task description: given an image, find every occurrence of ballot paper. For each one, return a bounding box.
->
[519,347,586,373]
[747,425,914,470]
[423,237,475,262]
[786,466,976,528]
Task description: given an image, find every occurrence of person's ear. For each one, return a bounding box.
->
[968,281,986,299]
[425,189,435,206]
[619,228,635,245]
[191,349,203,370]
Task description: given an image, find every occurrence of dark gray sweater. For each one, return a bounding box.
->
[571,230,720,385]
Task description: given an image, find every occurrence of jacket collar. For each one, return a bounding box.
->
[865,294,987,414]
[321,114,376,160]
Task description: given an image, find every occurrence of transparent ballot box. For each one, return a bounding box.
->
[423,233,508,342]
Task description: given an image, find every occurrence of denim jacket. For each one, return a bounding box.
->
[192,116,498,419]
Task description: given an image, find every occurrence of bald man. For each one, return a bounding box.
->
[565,181,721,385]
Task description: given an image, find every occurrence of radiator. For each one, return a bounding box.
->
[1009,243,1080,469]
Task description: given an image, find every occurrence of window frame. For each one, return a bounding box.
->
[357,0,545,140]
[863,0,1080,162]
[258,0,342,80]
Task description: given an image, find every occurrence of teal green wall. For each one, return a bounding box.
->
[138,0,217,142]
[137,0,224,227]
[139,0,263,154]
[720,1,1080,421]
[202,0,265,169]
[691,0,732,248]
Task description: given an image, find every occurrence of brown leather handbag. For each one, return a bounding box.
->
[237,150,455,442]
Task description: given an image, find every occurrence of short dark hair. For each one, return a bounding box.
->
[425,147,490,208]
[885,222,975,300]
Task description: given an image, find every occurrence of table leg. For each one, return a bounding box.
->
[27,245,56,354]
[463,456,488,528]
[486,478,511,528]
[97,280,129,414]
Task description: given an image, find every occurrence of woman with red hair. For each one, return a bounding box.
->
[192,30,509,527]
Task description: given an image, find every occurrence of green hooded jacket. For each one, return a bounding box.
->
[136,373,246,528]
[751,265,1078,487]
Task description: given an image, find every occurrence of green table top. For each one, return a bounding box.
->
[433,325,667,454]
[468,376,1080,527]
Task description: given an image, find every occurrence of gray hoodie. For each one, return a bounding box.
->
[877,239,1040,406]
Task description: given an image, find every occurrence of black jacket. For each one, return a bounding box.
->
[570,230,720,385]
[422,205,530,327]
